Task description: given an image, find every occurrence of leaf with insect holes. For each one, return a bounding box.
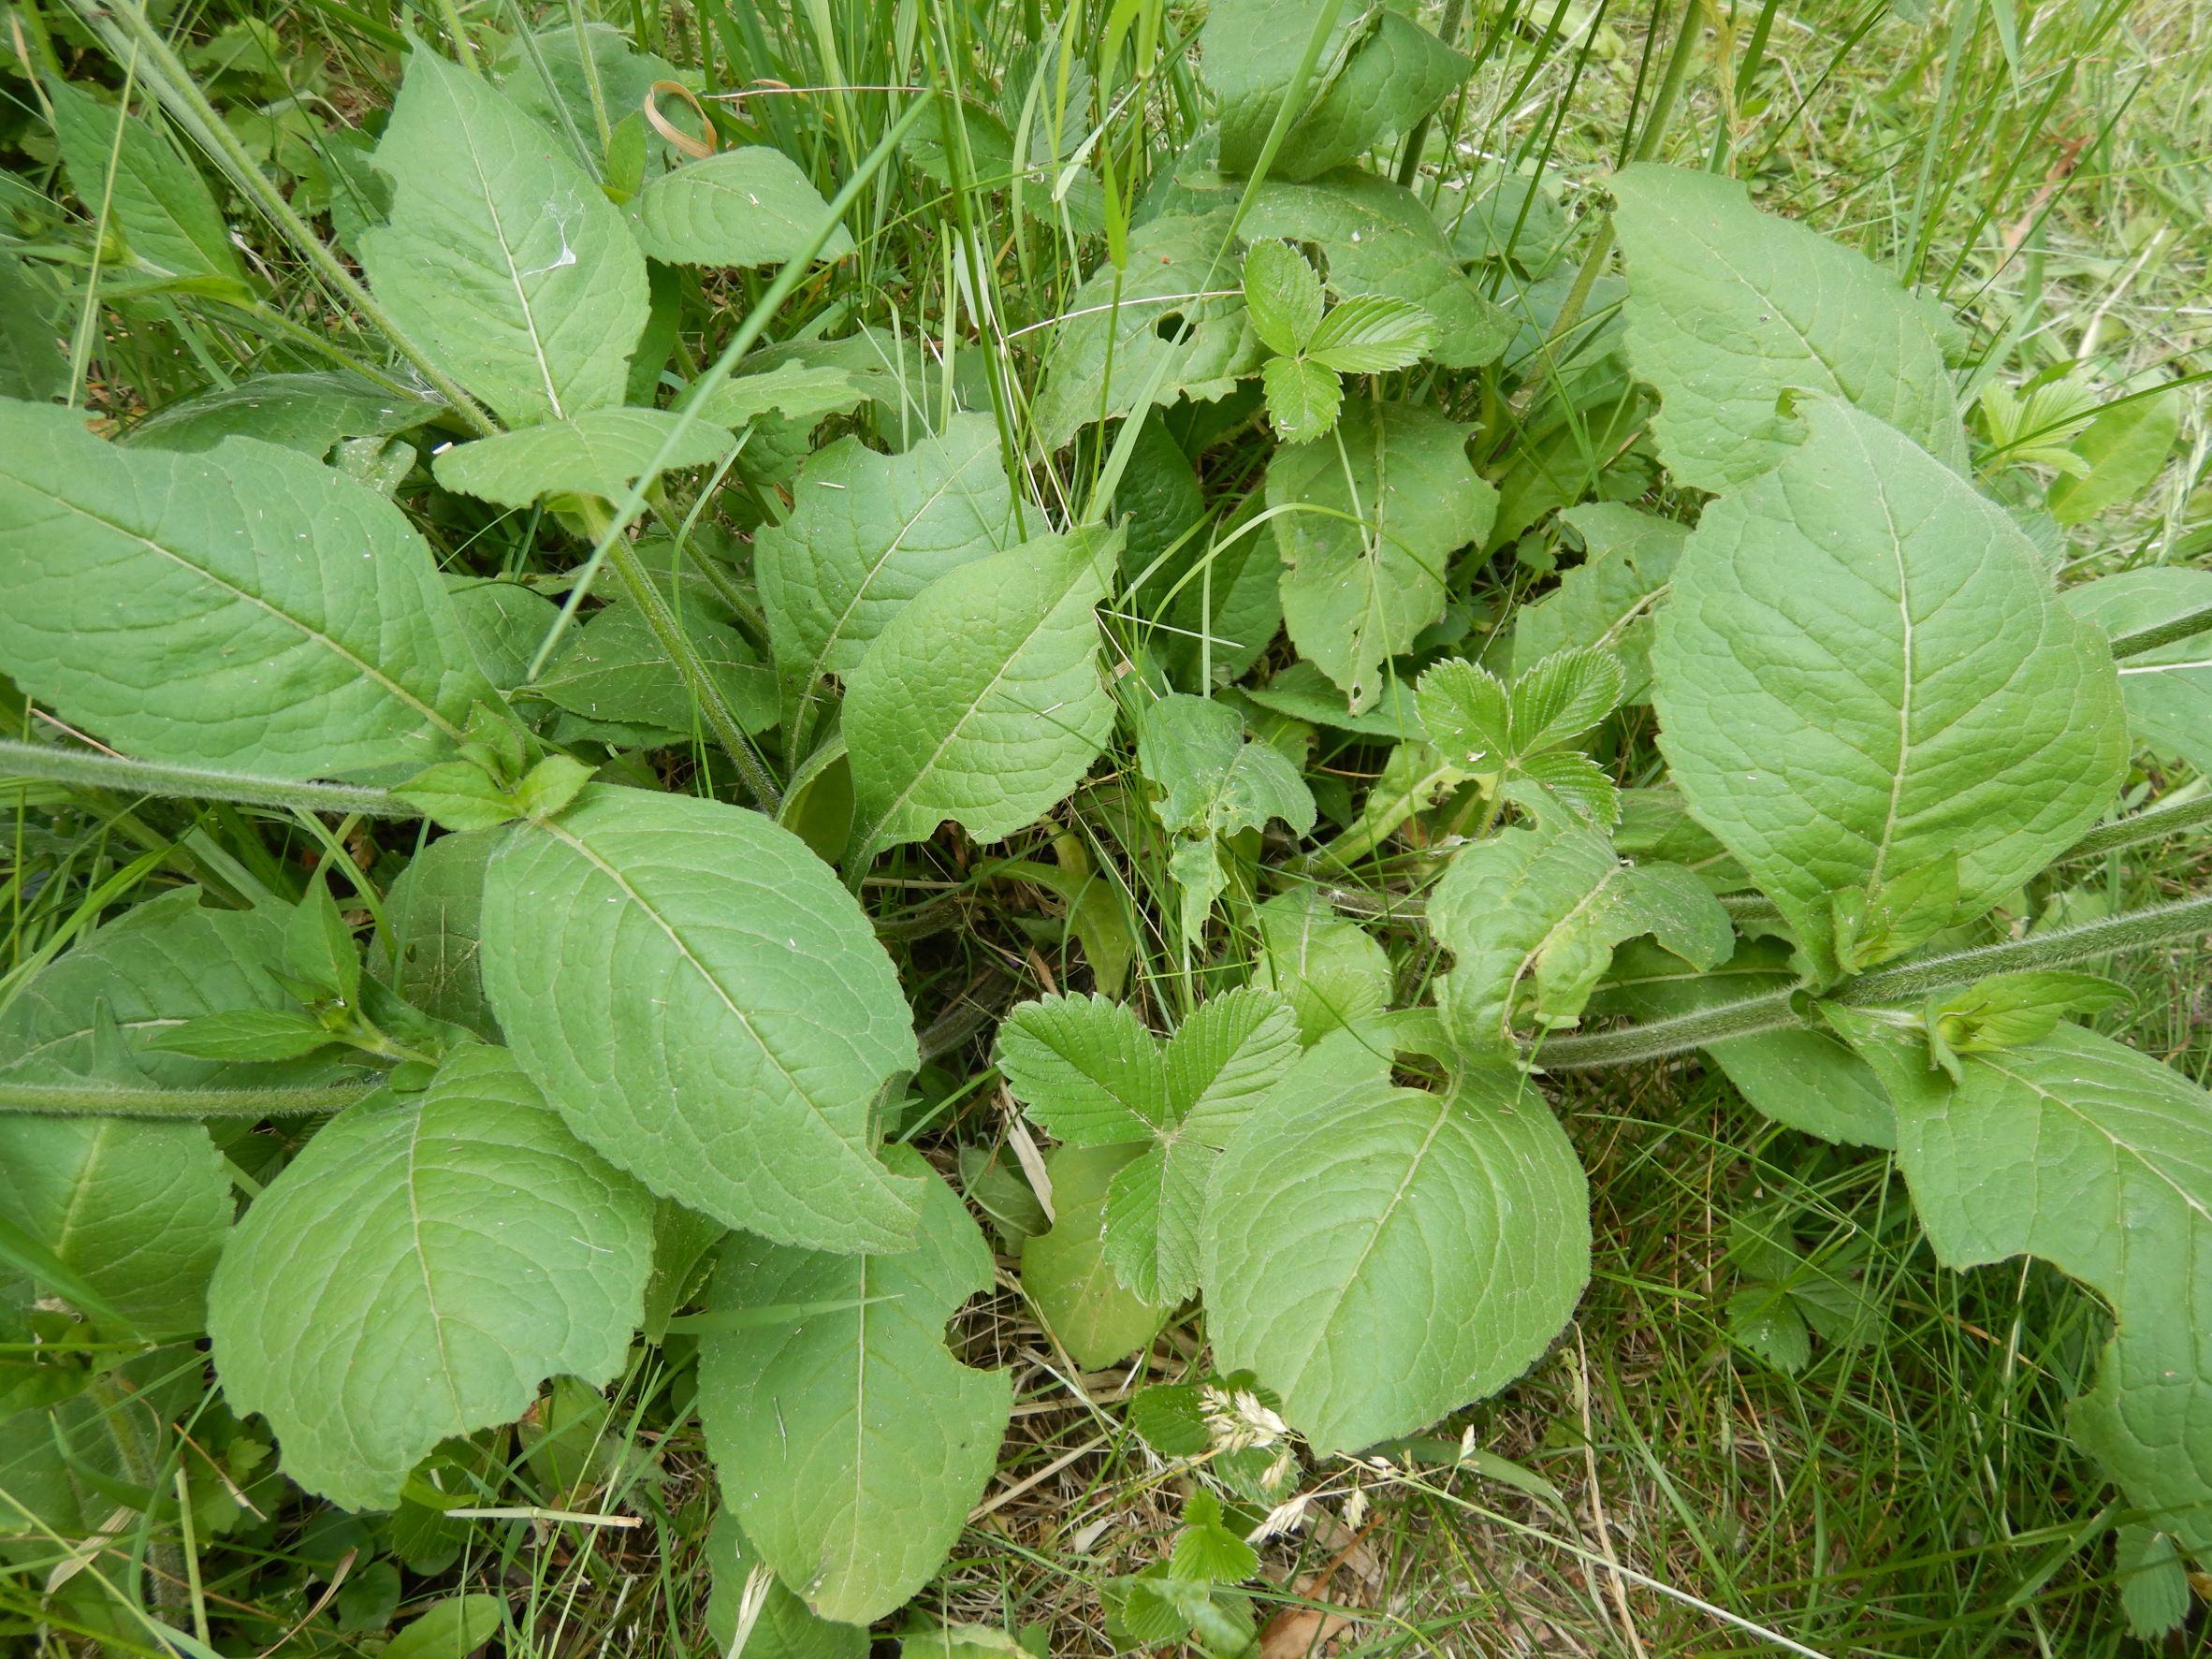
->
[1650,400,2127,981]
[630,147,853,268]
[696,1147,1011,1625]
[1833,1020,2212,1553]
[0,1117,231,1336]
[1206,0,1472,182]
[999,988,1302,1303]
[755,414,1018,704]
[207,1043,653,1511]
[1429,804,1731,1061]
[2061,567,2212,777]
[363,47,647,426]
[482,785,924,1251]
[1610,163,1965,490]
[1021,1144,1172,1366]
[1271,399,1494,713]
[1032,211,1262,450]
[431,408,735,508]
[46,77,246,292]
[0,400,500,782]
[1202,1041,1590,1451]
[844,529,1115,863]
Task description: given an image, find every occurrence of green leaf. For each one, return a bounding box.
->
[207,1044,653,1510]
[496,22,680,152]
[380,1594,507,1659]
[1241,240,1322,357]
[2116,1524,2190,1641]
[1926,970,2131,1066]
[124,372,438,457]
[483,785,924,1250]
[696,1146,1011,1625]
[1725,1285,1811,1374]
[393,760,523,833]
[0,253,68,403]
[0,1117,229,1335]
[705,1510,867,1659]
[363,47,647,425]
[0,887,342,1092]
[447,577,560,692]
[1270,399,1495,711]
[1001,988,1302,1302]
[1137,695,1316,844]
[1429,808,1732,1060]
[1032,211,1262,450]
[1170,1491,1259,1583]
[1202,1051,1589,1451]
[630,147,853,268]
[1206,1,1471,182]
[756,414,1018,702]
[1843,1023,2212,1552]
[1507,648,1625,753]
[147,1009,334,1060]
[0,400,498,781]
[2045,394,2180,525]
[1259,356,1343,444]
[1019,1143,1171,1367]
[1610,163,1965,490]
[432,409,735,508]
[374,829,501,1037]
[845,530,1115,863]
[900,91,1108,237]
[1305,295,1436,374]
[1413,659,1510,769]
[1513,504,1687,701]
[1251,887,1395,1042]
[532,602,775,739]
[46,77,246,291]
[2060,566,2212,776]
[288,871,362,1006]
[1649,400,2127,980]
[1829,854,1958,974]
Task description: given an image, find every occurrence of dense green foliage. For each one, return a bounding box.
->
[1,0,2206,1651]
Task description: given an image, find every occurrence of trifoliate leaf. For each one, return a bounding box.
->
[1506,648,1625,753]
[431,408,735,508]
[1020,1144,1172,1366]
[630,147,852,268]
[0,400,500,781]
[997,995,1173,1142]
[1610,163,1965,490]
[363,47,647,426]
[2115,1524,2190,1641]
[697,1148,1011,1624]
[845,529,1114,863]
[208,1044,653,1510]
[482,785,924,1251]
[1649,400,2127,982]
[1202,1048,1589,1452]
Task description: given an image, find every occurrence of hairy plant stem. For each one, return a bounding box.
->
[64,0,500,437]
[2109,600,2212,660]
[2057,790,2212,859]
[1537,892,2212,1070]
[0,738,407,817]
[0,1080,376,1117]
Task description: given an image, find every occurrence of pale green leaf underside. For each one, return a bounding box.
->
[845,530,1114,860]
[756,413,1017,695]
[697,1148,1011,1625]
[207,1044,653,1511]
[363,47,646,426]
[1876,1026,2212,1550]
[0,1117,230,1334]
[0,400,494,781]
[1611,163,1965,491]
[2061,566,2212,777]
[1022,1143,1171,1367]
[432,408,735,508]
[632,147,853,268]
[372,828,502,1038]
[481,786,923,1252]
[1271,399,1497,711]
[1203,1052,1590,1451]
[1650,400,2126,978]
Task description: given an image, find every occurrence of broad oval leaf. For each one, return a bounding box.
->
[845,529,1115,863]
[46,76,245,290]
[481,785,924,1252]
[631,147,853,268]
[706,1511,867,1659]
[432,408,735,508]
[1021,1143,1172,1368]
[696,1147,1011,1624]
[363,47,647,426]
[0,402,495,780]
[0,1117,230,1335]
[1203,1049,1590,1451]
[1649,400,2127,979]
[1611,163,1965,490]
[207,1044,653,1511]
